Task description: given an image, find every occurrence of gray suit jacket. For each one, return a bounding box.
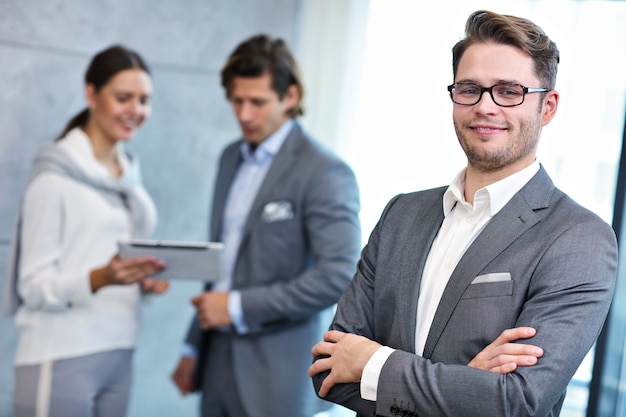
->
[188,122,361,417]
[312,166,617,417]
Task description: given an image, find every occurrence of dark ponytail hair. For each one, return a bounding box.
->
[56,45,151,140]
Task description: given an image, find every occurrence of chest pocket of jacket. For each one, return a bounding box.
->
[461,280,514,299]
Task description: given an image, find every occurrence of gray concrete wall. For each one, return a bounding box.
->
[0,1,304,415]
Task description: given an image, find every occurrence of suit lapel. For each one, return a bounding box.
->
[234,124,302,280]
[422,167,554,358]
[246,125,301,224]
[395,193,445,352]
[210,144,241,242]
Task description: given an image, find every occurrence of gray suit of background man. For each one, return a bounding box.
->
[309,10,617,417]
[172,34,361,417]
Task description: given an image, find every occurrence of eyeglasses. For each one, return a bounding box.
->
[447,82,551,107]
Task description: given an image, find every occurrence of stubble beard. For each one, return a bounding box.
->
[454,112,542,174]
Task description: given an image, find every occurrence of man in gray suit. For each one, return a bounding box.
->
[171,35,361,417]
[309,10,617,417]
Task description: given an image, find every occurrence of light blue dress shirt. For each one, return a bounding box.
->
[214,119,294,333]
[182,119,294,358]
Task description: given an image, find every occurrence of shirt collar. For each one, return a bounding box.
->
[443,160,540,216]
[240,119,294,162]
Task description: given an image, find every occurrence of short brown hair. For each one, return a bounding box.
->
[452,10,560,89]
[221,34,305,118]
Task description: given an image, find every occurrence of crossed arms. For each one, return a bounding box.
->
[310,326,542,398]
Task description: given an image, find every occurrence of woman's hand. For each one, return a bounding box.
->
[141,278,170,294]
[90,254,166,292]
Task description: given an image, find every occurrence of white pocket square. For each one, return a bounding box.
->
[261,200,295,223]
[471,272,511,284]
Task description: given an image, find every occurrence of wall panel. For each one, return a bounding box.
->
[0,1,302,415]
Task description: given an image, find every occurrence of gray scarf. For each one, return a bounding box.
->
[3,141,152,316]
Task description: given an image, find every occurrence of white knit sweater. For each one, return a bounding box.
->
[14,128,157,365]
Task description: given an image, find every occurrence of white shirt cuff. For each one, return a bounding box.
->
[361,346,395,401]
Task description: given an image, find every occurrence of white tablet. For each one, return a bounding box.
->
[118,239,225,282]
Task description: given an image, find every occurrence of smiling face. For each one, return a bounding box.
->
[452,42,559,177]
[85,68,152,145]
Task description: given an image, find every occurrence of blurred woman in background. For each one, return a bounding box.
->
[5,44,168,417]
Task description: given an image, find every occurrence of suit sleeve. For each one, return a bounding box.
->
[311,195,397,416]
[314,197,618,416]
[18,174,93,311]
[239,157,361,334]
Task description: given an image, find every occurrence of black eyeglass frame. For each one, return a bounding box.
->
[447,82,551,107]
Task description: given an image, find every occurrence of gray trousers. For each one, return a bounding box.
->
[201,332,249,417]
[14,349,133,417]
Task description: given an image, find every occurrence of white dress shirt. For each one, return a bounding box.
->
[361,161,540,400]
